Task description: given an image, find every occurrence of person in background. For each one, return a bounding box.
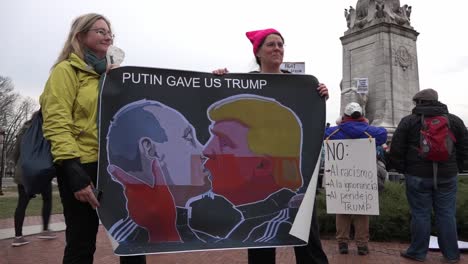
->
[10,112,56,247]
[213,28,329,264]
[375,144,389,192]
[325,102,387,256]
[39,13,145,264]
[0,129,4,196]
[390,88,468,263]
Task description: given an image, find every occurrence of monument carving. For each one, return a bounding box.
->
[345,0,412,31]
[394,46,413,71]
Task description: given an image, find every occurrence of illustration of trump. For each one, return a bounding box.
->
[187,94,305,244]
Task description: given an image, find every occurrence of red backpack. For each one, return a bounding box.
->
[419,115,456,162]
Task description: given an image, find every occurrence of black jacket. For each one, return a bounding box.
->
[187,189,300,245]
[113,189,304,254]
[390,102,468,178]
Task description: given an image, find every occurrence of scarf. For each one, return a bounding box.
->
[340,116,368,124]
[84,49,107,75]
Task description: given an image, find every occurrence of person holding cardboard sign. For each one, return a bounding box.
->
[325,102,387,256]
[213,28,329,264]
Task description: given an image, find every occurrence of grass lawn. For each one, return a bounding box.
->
[0,185,63,220]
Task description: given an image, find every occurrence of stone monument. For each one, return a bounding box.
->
[340,0,419,136]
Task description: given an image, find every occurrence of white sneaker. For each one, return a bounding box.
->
[37,230,57,240]
[12,236,30,247]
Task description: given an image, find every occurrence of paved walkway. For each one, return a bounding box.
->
[1,179,466,263]
[1,214,466,263]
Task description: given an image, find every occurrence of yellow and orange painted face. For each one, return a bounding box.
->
[204,96,303,205]
[203,119,273,205]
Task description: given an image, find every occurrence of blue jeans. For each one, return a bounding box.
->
[405,175,460,261]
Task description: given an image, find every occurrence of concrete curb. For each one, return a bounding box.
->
[0,222,66,240]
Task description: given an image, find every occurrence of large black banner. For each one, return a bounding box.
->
[97,66,326,255]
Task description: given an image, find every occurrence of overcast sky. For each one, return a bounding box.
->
[1,0,467,124]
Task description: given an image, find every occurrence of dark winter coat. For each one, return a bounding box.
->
[389,101,468,178]
[325,119,388,145]
[325,118,388,191]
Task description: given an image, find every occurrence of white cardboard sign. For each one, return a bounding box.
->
[324,138,379,215]
[353,78,369,94]
[280,62,305,74]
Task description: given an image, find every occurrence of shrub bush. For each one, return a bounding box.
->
[317,177,468,241]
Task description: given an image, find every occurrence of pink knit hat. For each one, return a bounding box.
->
[246,28,282,55]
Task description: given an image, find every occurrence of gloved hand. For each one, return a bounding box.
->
[62,158,92,192]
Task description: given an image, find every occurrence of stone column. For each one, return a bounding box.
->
[341,1,419,137]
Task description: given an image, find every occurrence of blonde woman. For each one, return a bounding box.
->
[39,13,145,264]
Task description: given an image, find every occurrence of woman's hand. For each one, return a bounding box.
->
[74,184,100,209]
[317,83,329,100]
[106,64,120,73]
[212,68,229,75]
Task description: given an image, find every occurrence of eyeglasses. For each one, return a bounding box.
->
[264,41,285,49]
[88,28,115,39]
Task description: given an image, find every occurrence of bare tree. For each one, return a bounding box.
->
[3,97,38,156]
[0,76,19,124]
[0,75,38,182]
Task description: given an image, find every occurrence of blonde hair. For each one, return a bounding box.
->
[52,13,112,69]
[208,96,303,190]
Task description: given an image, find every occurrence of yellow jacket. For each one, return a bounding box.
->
[40,53,100,164]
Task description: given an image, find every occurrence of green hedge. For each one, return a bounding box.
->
[316,177,468,242]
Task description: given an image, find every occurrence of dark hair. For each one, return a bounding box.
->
[255,33,285,67]
[413,99,436,106]
[350,112,362,119]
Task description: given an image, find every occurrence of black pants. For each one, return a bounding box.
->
[57,162,145,264]
[247,203,328,264]
[14,183,52,236]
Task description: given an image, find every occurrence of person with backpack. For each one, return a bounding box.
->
[325,102,388,256]
[390,88,468,263]
[10,112,56,247]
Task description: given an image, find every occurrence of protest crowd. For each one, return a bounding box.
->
[1,11,467,264]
